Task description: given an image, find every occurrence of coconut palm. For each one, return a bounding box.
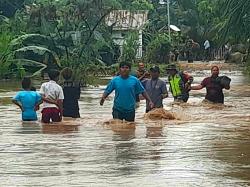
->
[220,0,250,42]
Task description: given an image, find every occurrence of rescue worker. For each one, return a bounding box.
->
[166,64,193,102]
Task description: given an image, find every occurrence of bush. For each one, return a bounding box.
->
[145,33,172,64]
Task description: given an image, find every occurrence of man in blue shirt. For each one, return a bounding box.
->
[100,62,154,122]
[12,77,42,121]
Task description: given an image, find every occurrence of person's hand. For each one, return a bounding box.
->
[55,100,60,106]
[59,114,62,121]
[149,101,154,109]
[185,83,191,90]
[34,105,40,111]
[100,98,105,106]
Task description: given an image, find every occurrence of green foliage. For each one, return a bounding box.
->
[130,0,154,11]
[0,31,15,79]
[16,63,26,79]
[1,0,250,81]
[218,0,250,43]
[120,32,139,64]
[145,33,172,64]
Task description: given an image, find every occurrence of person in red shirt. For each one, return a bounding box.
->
[191,66,230,104]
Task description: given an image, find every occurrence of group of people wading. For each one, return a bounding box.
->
[12,68,80,123]
[12,62,231,123]
[100,62,231,122]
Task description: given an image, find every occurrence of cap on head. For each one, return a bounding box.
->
[150,66,160,73]
[166,64,177,71]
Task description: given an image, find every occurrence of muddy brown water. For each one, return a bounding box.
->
[0,63,250,186]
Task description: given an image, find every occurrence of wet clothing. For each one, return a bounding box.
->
[104,75,145,120]
[63,82,81,118]
[112,108,135,122]
[201,76,225,103]
[168,72,193,102]
[142,78,168,112]
[41,107,61,123]
[40,80,64,108]
[13,90,41,121]
[136,69,149,102]
[136,69,150,81]
[40,80,64,123]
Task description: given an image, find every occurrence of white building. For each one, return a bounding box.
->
[105,10,148,58]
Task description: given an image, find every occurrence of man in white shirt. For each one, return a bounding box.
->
[40,69,64,123]
[204,40,211,62]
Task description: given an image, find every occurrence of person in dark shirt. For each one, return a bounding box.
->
[61,67,81,118]
[191,65,230,104]
[135,62,150,105]
[142,66,168,112]
[136,62,150,81]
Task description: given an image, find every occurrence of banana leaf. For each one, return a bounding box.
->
[14,46,61,67]
[10,59,47,78]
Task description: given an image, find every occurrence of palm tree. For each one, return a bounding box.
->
[220,0,250,65]
[220,0,250,42]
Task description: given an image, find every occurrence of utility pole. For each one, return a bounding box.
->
[159,0,171,41]
[167,0,171,41]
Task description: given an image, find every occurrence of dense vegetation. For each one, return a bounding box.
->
[0,0,249,82]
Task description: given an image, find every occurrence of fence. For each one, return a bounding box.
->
[211,46,228,60]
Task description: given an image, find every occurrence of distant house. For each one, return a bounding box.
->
[105,10,148,58]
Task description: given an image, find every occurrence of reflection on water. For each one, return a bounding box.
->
[0,64,250,186]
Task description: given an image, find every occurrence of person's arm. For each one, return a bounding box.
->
[39,84,56,105]
[187,75,194,84]
[142,91,154,109]
[100,92,109,105]
[12,99,24,112]
[100,79,115,106]
[34,93,42,111]
[135,79,154,108]
[191,84,204,90]
[58,87,64,119]
[77,86,81,99]
[191,77,207,90]
[138,72,147,81]
[12,93,23,111]
[224,85,230,90]
[34,100,42,111]
[57,99,63,119]
[41,96,58,105]
[160,82,168,99]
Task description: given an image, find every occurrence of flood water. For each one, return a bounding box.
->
[0,63,250,186]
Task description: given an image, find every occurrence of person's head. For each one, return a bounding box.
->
[166,64,178,76]
[61,67,73,80]
[48,69,60,81]
[119,62,131,77]
[138,62,145,70]
[150,66,160,79]
[22,77,31,90]
[211,65,219,77]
